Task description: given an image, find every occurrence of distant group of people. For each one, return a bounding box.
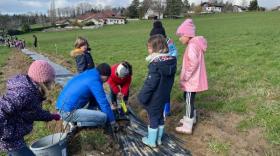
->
[0,36,25,49]
[0,18,208,155]
[0,34,38,50]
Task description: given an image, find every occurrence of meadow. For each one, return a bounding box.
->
[1,11,279,154]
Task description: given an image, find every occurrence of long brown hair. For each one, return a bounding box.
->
[147,34,168,54]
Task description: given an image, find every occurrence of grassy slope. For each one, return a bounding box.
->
[0,47,11,156]
[0,47,11,90]
[18,12,280,145]
[0,47,10,67]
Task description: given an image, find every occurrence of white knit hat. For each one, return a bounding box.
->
[116,64,129,78]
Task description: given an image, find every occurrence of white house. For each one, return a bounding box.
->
[55,19,71,27]
[201,2,223,13]
[78,12,126,25]
[82,18,104,26]
[106,17,126,25]
[143,8,163,20]
[78,15,104,26]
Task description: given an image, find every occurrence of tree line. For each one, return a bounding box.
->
[0,0,266,36]
[126,0,264,18]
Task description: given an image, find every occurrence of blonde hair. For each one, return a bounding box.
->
[74,37,89,49]
[148,34,168,53]
[37,82,53,99]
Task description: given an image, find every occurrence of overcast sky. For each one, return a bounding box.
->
[0,0,279,14]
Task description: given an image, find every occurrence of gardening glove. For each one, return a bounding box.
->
[52,113,61,121]
[110,121,119,132]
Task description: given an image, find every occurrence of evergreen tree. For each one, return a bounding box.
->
[128,0,140,18]
[165,0,183,17]
[248,0,259,11]
[182,0,190,13]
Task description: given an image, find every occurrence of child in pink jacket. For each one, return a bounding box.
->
[175,19,208,134]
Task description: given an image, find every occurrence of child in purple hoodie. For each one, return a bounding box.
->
[0,60,60,156]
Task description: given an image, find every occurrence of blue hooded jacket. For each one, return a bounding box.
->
[56,68,115,122]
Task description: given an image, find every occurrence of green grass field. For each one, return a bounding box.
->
[0,47,11,156]
[0,47,11,90]
[0,47,10,67]
[18,11,280,147]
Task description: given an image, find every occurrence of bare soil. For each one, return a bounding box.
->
[129,95,278,156]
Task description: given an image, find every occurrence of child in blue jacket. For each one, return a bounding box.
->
[138,34,177,147]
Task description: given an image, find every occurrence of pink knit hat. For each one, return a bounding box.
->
[176,19,196,37]
[28,60,55,83]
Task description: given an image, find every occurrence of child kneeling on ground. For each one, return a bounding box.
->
[0,60,60,156]
[138,34,177,147]
[107,61,132,117]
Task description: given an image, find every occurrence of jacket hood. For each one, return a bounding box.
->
[152,56,177,76]
[6,75,35,90]
[70,48,84,57]
[153,21,163,28]
[189,36,207,53]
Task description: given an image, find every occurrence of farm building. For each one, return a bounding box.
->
[106,16,126,25]
[143,8,163,20]
[78,14,104,26]
[78,11,126,26]
[201,2,223,13]
[55,19,72,27]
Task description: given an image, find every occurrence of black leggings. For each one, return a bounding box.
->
[184,92,196,118]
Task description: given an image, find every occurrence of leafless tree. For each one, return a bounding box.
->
[49,0,56,25]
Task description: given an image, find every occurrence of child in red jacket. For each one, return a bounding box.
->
[107,61,132,110]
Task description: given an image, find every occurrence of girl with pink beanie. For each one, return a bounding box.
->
[0,60,60,156]
[175,19,208,134]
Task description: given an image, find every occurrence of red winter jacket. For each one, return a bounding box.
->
[107,64,132,96]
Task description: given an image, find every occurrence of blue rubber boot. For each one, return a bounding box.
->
[163,103,171,118]
[142,127,158,148]
[157,125,164,145]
